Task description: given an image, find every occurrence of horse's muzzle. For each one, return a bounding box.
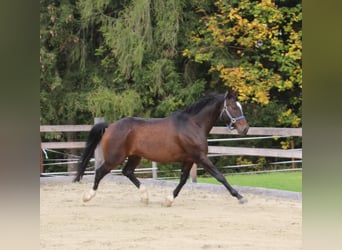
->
[236,122,249,136]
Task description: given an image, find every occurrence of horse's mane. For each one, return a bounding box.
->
[180,94,223,115]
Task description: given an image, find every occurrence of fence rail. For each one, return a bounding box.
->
[40,122,302,180]
[40,125,302,136]
[40,120,302,178]
[41,141,85,149]
[208,146,302,159]
[40,125,92,132]
[210,126,302,136]
[40,125,302,159]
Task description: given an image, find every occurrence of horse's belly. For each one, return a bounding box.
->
[130,138,188,162]
[136,145,186,162]
[143,150,188,163]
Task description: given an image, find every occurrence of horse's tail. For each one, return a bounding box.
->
[73,122,110,182]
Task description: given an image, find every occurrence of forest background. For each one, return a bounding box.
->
[40,0,302,174]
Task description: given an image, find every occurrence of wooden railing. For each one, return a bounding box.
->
[40,125,302,159]
[208,127,302,159]
[40,121,302,179]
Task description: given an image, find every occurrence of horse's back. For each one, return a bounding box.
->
[103,116,169,144]
[101,116,205,163]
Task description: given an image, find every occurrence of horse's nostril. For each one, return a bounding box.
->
[243,126,249,135]
[238,125,249,135]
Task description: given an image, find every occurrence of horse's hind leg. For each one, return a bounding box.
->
[122,156,141,188]
[163,162,193,207]
[122,156,149,204]
[83,164,111,202]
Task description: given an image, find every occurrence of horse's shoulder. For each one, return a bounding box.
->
[115,117,168,129]
[172,112,199,130]
[115,117,146,124]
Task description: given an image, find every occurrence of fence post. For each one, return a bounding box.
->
[40,140,43,175]
[190,163,197,183]
[94,117,105,170]
[152,161,158,179]
[67,128,77,173]
[291,139,296,168]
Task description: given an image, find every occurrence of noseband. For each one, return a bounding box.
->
[219,95,245,130]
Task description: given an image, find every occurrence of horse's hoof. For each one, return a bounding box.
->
[238,197,248,204]
[139,185,149,204]
[162,195,174,207]
[83,189,96,202]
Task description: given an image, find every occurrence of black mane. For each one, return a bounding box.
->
[181,94,223,115]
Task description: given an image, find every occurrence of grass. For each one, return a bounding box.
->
[196,171,302,192]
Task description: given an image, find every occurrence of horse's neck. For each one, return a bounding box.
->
[193,104,221,135]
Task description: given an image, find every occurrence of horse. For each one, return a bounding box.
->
[74,91,249,206]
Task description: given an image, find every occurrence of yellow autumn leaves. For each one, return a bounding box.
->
[183,0,302,126]
[212,65,282,105]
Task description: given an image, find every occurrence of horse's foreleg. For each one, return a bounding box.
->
[122,156,149,204]
[83,164,110,202]
[198,156,247,204]
[163,162,193,207]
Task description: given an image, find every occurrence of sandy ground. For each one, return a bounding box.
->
[40,176,302,250]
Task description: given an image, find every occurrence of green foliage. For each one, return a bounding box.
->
[153,0,181,52]
[100,0,153,78]
[41,0,302,125]
[87,88,143,121]
[40,0,93,124]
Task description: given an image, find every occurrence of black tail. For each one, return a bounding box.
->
[73,122,110,182]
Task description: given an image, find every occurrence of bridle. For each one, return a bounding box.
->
[219,93,245,130]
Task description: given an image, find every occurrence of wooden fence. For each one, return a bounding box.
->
[40,119,302,179]
[208,127,301,159]
[41,125,302,159]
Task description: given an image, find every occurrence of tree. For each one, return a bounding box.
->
[183,0,302,127]
[74,0,207,119]
[40,0,93,125]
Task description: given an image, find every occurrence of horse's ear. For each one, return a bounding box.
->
[226,88,237,99]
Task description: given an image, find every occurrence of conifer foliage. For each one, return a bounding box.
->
[40,0,301,127]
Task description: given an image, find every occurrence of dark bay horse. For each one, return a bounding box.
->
[74,91,249,206]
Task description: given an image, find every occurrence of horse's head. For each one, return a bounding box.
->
[220,91,249,135]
